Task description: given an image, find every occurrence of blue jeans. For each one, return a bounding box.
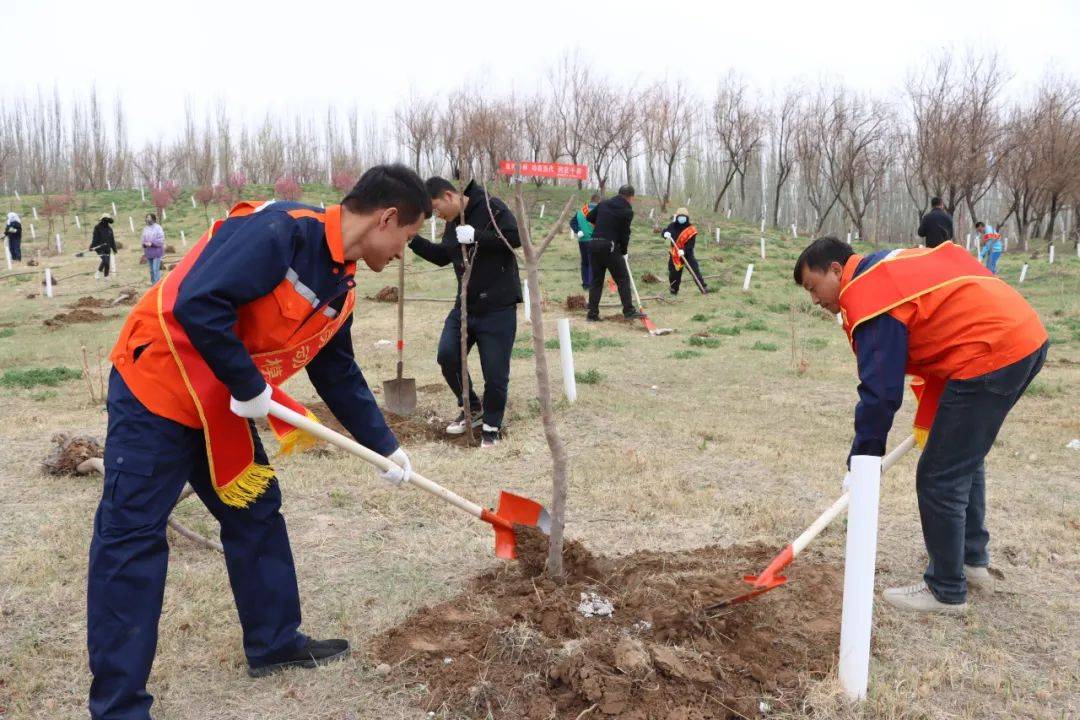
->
[436,305,516,429]
[88,370,306,719]
[577,242,591,289]
[916,342,1047,603]
[985,251,1001,274]
[148,257,162,284]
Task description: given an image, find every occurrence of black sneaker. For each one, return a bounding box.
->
[585,314,601,322]
[446,411,483,435]
[624,310,645,320]
[247,638,350,678]
[481,424,501,448]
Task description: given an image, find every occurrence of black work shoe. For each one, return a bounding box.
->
[585,314,601,322]
[247,638,350,677]
[480,424,501,448]
[624,310,645,320]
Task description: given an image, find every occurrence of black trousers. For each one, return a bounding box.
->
[587,238,634,317]
[96,251,111,276]
[436,305,516,429]
[8,235,20,261]
[668,237,706,294]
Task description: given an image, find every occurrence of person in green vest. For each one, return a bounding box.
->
[569,193,600,290]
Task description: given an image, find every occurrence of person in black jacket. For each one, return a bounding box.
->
[4,212,22,262]
[917,197,954,248]
[658,207,708,295]
[409,177,520,448]
[90,213,117,278]
[586,185,642,321]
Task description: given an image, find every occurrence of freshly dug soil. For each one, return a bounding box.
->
[44,308,109,327]
[642,272,661,284]
[565,294,587,311]
[305,401,456,445]
[371,532,842,719]
[69,296,110,309]
[371,286,400,303]
[43,433,103,475]
[164,244,176,254]
[113,291,139,306]
[41,276,60,286]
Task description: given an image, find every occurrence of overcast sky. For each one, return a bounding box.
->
[3,0,1078,143]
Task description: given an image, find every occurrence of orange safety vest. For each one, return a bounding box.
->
[839,242,1047,446]
[670,225,697,270]
[110,201,357,507]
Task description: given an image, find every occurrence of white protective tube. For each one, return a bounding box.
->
[557,318,577,403]
[742,263,754,291]
[191,195,197,208]
[1019,263,1028,283]
[838,453,883,700]
[129,217,135,233]
[539,203,545,218]
[760,237,766,259]
[109,251,117,277]
[1049,245,1055,264]
[180,230,186,246]
[32,207,38,220]
[112,201,118,216]
[4,239,12,270]
[715,227,720,243]
[55,233,62,254]
[44,268,53,298]
[75,215,81,229]
[30,224,36,239]
[522,279,531,321]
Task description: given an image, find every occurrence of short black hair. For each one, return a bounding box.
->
[974,220,985,228]
[793,236,854,285]
[618,184,635,197]
[146,212,157,223]
[930,196,943,207]
[425,176,457,199]
[590,193,601,203]
[342,164,431,224]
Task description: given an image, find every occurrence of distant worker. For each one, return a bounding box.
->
[659,207,707,295]
[794,237,1047,614]
[917,196,953,248]
[90,213,117,279]
[142,213,165,284]
[4,211,22,262]
[585,185,642,322]
[569,193,600,290]
[975,221,1003,274]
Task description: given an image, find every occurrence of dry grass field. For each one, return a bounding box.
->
[0,184,1077,719]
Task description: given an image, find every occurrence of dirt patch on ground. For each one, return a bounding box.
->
[305,401,473,446]
[113,291,139,306]
[642,272,661,284]
[44,308,109,327]
[417,383,445,394]
[370,286,400,303]
[565,294,587,311]
[68,296,110,309]
[42,433,103,475]
[371,536,843,719]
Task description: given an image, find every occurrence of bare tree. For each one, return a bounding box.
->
[770,86,800,227]
[395,95,438,174]
[709,74,765,213]
[642,80,694,212]
[550,51,590,187]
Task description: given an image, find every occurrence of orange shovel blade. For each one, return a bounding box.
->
[487,491,551,560]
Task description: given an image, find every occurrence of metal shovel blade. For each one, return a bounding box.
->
[490,490,551,560]
[382,377,417,416]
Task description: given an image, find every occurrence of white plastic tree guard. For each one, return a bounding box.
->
[557,318,576,403]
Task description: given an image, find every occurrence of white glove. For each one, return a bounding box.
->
[842,472,852,491]
[229,384,272,418]
[456,225,475,245]
[663,231,672,240]
[378,447,411,487]
[576,230,584,238]
[677,249,686,258]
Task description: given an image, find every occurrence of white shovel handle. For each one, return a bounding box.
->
[790,434,915,556]
[268,401,485,520]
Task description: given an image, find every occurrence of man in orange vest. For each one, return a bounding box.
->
[88,165,431,719]
[794,237,1048,613]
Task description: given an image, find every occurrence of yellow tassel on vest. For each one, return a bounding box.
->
[274,411,321,458]
[217,462,277,508]
[913,425,929,449]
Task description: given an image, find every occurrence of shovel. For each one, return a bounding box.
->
[702,434,916,614]
[624,255,673,336]
[382,257,416,415]
[664,233,707,295]
[268,400,550,559]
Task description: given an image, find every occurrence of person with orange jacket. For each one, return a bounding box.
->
[794,237,1048,614]
[87,165,431,720]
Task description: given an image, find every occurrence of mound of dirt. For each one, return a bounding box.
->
[69,296,109,309]
[305,401,452,445]
[44,309,109,328]
[27,259,39,267]
[43,433,103,475]
[642,272,661,284]
[41,276,59,286]
[565,294,587,311]
[371,539,842,719]
[371,286,400,303]
[113,291,139,306]
[164,244,176,254]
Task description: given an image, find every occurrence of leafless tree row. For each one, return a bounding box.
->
[1,50,1077,248]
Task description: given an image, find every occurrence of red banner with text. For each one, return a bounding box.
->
[499,160,589,181]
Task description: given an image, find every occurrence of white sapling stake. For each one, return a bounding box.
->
[180,230,186,246]
[522,279,531,321]
[791,223,797,238]
[55,233,62,254]
[4,239,11,269]
[75,215,81,229]
[742,263,754,291]
[110,251,117,277]
[760,218,765,233]
[846,232,852,244]
[32,206,38,220]
[965,233,971,250]
[13,190,19,200]
[162,208,167,221]
[111,201,117,216]
[1019,263,1028,283]
[648,208,654,220]
[557,318,577,403]
[30,224,36,239]
[726,207,732,218]
[539,203,545,218]
[760,237,766,259]
[140,186,145,202]
[106,178,111,191]
[44,268,53,298]
[191,195,197,208]
[715,227,720,243]
[129,217,135,233]
[838,454,883,700]
[1049,245,1055,264]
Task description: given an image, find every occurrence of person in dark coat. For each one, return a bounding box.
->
[917,197,954,248]
[408,177,520,448]
[585,185,642,321]
[659,207,707,295]
[91,213,117,278]
[4,212,22,262]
